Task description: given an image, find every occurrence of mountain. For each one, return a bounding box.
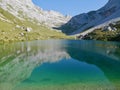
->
[0,0,72,42]
[0,0,70,27]
[61,0,120,36]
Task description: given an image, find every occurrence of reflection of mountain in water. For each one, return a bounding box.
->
[65,40,120,89]
[0,40,120,90]
[0,40,69,90]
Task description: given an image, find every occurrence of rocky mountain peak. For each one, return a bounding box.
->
[0,0,71,27]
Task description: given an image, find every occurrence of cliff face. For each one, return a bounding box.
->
[0,0,70,27]
[61,0,120,35]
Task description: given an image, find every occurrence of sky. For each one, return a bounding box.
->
[32,0,108,16]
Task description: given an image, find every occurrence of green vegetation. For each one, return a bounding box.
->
[83,23,120,41]
[0,8,73,43]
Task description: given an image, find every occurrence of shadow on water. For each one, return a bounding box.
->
[65,40,120,89]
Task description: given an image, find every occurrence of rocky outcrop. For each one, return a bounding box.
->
[0,0,71,27]
[16,25,32,32]
[61,0,120,35]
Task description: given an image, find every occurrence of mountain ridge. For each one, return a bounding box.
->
[61,0,120,36]
[0,0,71,27]
[0,1,73,42]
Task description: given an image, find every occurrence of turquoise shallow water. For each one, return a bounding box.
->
[0,40,120,90]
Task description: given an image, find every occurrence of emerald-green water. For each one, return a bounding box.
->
[0,40,120,90]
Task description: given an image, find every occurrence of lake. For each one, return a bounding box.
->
[0,40,120,90]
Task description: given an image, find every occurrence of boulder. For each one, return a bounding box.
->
[102,26,117,31]
[26,27,32,32]
[16,25,21,28]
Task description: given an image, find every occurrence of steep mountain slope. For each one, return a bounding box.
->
[0,0,73,42]
[61,0,120,35]
[0,0,70,27]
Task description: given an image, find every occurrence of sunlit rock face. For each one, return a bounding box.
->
[0,0,71,27]
[61,0,120,35]
[0,41,70,90]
